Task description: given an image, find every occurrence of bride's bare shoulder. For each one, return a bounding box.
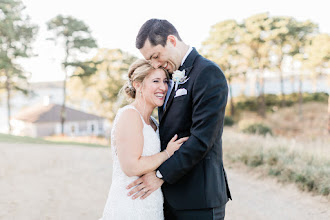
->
[115,107,143,132]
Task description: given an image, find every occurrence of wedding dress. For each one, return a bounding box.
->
[99,105,164,220]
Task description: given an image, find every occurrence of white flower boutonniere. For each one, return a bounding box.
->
[172,70,187,91]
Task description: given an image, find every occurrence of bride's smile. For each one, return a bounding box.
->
[137,68,168,109]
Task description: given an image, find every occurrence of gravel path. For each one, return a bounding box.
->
[0,143,329,220]
[0,143,112,220]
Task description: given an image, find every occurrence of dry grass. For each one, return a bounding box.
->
[267,102,328,139]
[237,102,329,141]
[224,102,330,197]
[223,128,330,197]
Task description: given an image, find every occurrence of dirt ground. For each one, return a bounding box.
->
[225,166,330,220]
[0,143,329,220]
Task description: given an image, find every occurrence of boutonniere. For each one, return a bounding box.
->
[172,70,188,91]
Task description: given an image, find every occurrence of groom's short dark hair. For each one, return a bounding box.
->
[136,19,182,49]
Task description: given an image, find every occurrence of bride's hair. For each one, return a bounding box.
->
[123,59,154,99]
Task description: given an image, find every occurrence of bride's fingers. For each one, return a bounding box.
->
[126,177,143,190]
[176,137,189,144]
[127,183,144,196]
[169,134,178,142]
[132,188,148,200]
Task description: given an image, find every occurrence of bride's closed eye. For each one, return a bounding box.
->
[152,78,167,83]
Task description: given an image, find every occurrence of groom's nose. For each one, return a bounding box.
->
[151,60,162,68]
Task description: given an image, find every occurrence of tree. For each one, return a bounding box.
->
[47,15,97,135]
[201,20,249,116]
[329,94,330,134]
[303,33,330,131]
[67,48,136,122]
[304,33,329,79]
[291,24,320,117]
[270,17,318,107]
[0,0,38,133]
[242,13,273,117]
[268,16,293,107]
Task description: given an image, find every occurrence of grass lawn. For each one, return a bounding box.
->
[0,133,107,148]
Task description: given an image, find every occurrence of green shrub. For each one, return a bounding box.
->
[236,96,258,111]
[268,168,281,176]
[321,186,330,196]
[242,123,272,136]
[234,92,328,113]
[224,116,234,126]
[302,92,328,103]
[249,154,264,167]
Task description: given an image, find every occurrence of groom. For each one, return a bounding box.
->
[127,19,231,219]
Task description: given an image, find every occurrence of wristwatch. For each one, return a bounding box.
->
[156,170,163,179]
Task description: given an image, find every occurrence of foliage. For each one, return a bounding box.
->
[202,20,249,79]
[47,15,97,134]
[268,17,318,106]
[224,115,234,126]
[46,15,97,53]
[234,92,328,113]
[0,0,38,59]
[201,20,249,116]
[202,12,323,118]
[303,33,330,75]
[67,48,137,121]
[240,122,273,136]
[0,0,38,132]
[299,92,329,103]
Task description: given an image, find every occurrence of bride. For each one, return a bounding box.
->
[99,59,188,220]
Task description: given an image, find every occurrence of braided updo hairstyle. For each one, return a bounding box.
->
[124,59,160,99]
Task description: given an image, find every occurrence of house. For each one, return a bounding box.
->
[10,103,108,137]
[0,81,63,133]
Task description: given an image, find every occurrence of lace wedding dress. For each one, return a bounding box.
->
[99,105,164,220]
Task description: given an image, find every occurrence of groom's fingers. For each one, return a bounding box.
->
[126,177,143,189]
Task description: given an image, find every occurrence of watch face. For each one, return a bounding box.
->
[156,170,163,179]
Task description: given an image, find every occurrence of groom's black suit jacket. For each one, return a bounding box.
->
[158,48,231,210]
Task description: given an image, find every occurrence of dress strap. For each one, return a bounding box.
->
[150,116,159,129]
[124,105,146,125]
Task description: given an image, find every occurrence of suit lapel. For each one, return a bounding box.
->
[158,105,164,122]
[159,48,199,123]
[165,85,176,109]
[178,48,198,77]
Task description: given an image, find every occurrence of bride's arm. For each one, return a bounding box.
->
[115,109,186,177]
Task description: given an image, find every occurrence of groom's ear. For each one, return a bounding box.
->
[167,35,177,47]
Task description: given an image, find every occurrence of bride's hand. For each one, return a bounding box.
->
[165,134,189,157]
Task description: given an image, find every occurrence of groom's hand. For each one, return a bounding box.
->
[126,171,164,200]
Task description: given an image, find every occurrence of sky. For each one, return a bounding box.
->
[21,0,329,82]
